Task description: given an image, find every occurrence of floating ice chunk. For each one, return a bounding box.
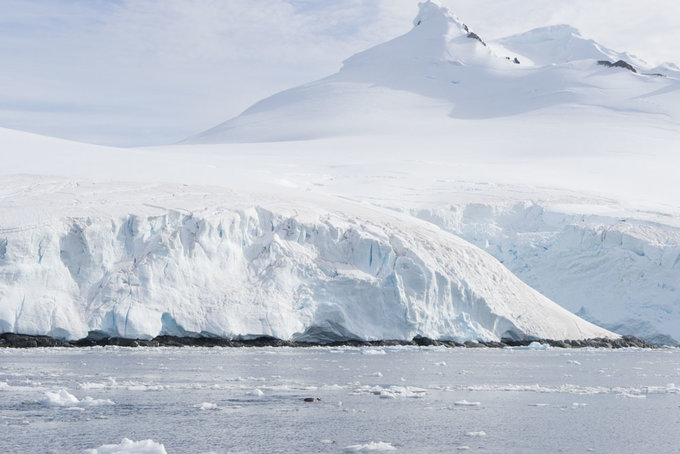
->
[42,389,114,407]
[358,385,427,399]
[360,348,387,355]
[125,384,164,392]
[455,400,481,407]
[43,389,80,406]
[528,342,550,350]
[465,431,487,437]
[370,372,383,377]
[529,403,550,407]
[81,396,115,406]
[79,382,108,390]
[435,361,447,366]
[567,360,582,365]
[84,438,167,454]
[617,392,646,399]
[320,439,335,445]
[198,402,219,410]
[343,441,397,452]
[247,388,264,397]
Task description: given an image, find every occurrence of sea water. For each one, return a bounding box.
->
[1,346,679,453]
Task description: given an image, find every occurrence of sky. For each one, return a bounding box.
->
[1,0,679,147]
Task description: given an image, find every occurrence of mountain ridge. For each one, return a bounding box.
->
[188,1,679,144]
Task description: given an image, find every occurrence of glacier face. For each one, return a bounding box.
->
[406,202,680,345]
[0,177,612,342]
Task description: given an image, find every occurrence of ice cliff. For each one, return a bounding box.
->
[0,177,613,342]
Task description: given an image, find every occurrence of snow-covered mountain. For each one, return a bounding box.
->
[2,1,678,343]
[182,1,680,344]
[188,1,680,144]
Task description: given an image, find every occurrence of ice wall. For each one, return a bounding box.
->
[410,202,680,344]
[0,194,613,342]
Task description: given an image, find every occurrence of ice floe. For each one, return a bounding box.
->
[454,400,481,407]
[42,389,114,407]
[84,438,167,454]
[343,441,397,452]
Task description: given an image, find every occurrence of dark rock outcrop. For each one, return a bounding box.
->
[598,59,637,73]
[467,32,486,46]
[0,332,658,349]
[0,333,71,348]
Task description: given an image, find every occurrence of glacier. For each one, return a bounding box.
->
[179,1,680,343]
[0,176,612,341]
[1,0,679,343]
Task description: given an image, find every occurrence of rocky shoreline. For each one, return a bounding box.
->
[0,332,655,349]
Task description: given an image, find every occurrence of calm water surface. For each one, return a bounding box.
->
[1,346,679,453]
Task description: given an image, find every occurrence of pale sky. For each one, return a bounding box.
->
[1,0,679,146]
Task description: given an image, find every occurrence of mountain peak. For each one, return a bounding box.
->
[187,4,678,145]
[498,24,614,66]
[339,1,489,78]
[413,0,467,34]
